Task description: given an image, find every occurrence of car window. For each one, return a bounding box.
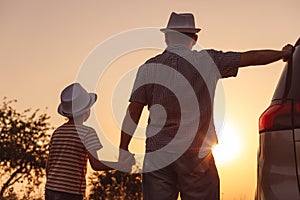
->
[288,46,300,101]
[272,63,288,101]
[273,44,300,102]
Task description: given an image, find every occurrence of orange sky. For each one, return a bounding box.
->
[1,1,300,199]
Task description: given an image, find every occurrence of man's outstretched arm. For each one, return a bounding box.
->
[119,102,145,151]
[239,44,294,67]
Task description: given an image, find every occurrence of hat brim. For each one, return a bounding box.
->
[58,93,97,117]
[160,28,201,33]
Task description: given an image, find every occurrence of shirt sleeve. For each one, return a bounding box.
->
[129,65,149,105]
[206,49,241,78]
[84,128,103,153]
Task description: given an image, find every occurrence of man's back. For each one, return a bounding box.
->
[130,45,240,155]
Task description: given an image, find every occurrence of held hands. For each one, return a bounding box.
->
[282,44,294,62]
[118,149,136,172]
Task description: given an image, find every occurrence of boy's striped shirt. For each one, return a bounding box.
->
[46,123,102,195]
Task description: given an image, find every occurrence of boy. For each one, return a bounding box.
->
[46,83,134,200]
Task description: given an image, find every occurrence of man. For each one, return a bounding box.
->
[119,12,293,200]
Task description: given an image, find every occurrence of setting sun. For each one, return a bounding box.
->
[212,123,242,165]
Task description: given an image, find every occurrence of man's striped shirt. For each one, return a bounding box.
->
[45,123,102,195]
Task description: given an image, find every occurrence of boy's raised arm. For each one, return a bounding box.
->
[88,152,134,172]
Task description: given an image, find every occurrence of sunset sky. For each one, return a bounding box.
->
[1,1,300,199]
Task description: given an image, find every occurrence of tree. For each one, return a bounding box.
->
[0,99,51,198]
[88,170,142,200]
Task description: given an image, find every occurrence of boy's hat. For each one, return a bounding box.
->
[58,83,97,117]
[160,12,201,33]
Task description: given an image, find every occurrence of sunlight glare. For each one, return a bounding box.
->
[212,123,242,165]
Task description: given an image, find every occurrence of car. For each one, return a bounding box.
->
[256,38,300,200]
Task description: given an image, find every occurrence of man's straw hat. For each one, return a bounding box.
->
[160,12,201,33]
